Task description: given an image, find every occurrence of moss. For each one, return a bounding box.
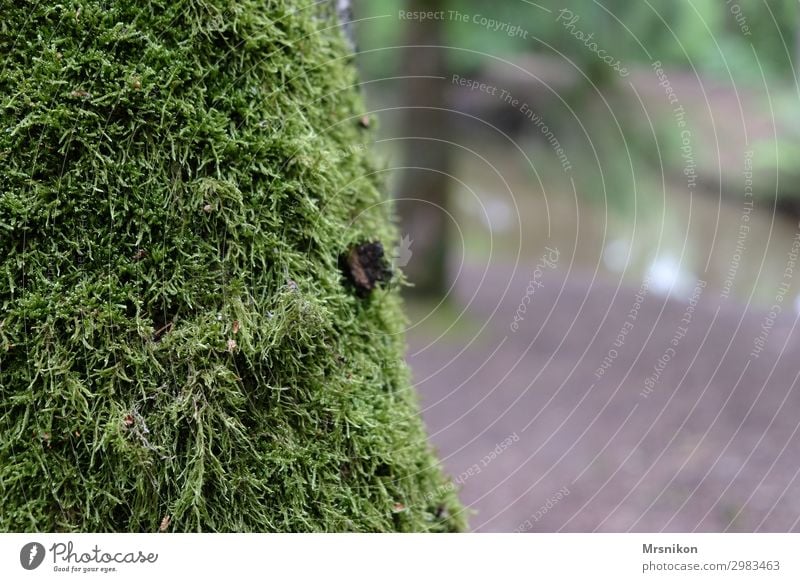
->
[0,0,465,532]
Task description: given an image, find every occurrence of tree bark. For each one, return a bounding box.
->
[396,0,452,297]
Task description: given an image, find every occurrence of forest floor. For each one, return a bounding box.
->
[399,61,800,532]
[408,263,800,532]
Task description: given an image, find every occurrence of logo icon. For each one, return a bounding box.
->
[391,234,413,269]
[20,542,45,570]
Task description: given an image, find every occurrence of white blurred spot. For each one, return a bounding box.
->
[646,255,695,298]
[603,238,632,272]
[456,191,512,233]
[481,198,512,233]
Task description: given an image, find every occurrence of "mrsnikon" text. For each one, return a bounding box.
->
[643,544,698,554]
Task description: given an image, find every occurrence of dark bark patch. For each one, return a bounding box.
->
[340,242,392,296]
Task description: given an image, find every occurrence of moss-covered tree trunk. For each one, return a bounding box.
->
[0,0,464,532]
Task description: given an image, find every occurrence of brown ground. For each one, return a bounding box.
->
[409,264,800,532]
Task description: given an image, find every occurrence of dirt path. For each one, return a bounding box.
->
[409,264,800,532]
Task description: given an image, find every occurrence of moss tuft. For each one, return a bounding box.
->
[0,0,465,532]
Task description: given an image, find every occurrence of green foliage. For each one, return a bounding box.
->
[750,91,800,199]
[0,0,465,532]
[357,0,797,80]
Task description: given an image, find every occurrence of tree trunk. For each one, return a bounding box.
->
[396,0,452,297]
[0,0,464,532]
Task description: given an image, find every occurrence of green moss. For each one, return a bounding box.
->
[0,0,465,532]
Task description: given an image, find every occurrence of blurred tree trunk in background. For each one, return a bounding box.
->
[396,0,451,297]
[796,5,800,83]
[581,1,614,91]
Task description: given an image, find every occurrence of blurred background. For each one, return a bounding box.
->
[348,0,800,531]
